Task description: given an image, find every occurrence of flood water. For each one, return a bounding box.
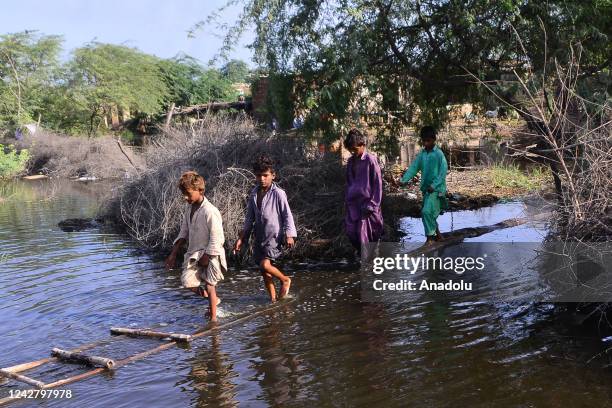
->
[2,180,612,407]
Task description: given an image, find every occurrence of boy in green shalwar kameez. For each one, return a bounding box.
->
[401,126,448,244]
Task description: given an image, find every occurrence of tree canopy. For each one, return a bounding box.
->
[158,55,238,107]
[68,43,168,134]
[221,59,251,83]
[205,0,611,144]
[0,31,251,136]
[0,31,62,128]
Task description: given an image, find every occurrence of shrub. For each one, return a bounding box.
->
[0,144,30,178]
[18,131,142,179]
[101,115,352,260]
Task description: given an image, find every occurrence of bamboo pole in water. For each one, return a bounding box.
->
[110,327,192,342]
[0,299,296,406]
[0,213,548,406]
[50,348,115,370]
[2,341,106,374]
[0,369,45,389]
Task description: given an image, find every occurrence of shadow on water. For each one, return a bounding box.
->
[1,180,612,407]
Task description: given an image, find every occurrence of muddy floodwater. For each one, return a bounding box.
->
[2,180,612,407]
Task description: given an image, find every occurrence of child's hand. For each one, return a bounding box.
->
[286,236,295,248]
[198,254,210,267]
[233,238,243,253]
[165,253,177,270]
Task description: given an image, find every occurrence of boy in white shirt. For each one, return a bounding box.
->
[165,171,227,322]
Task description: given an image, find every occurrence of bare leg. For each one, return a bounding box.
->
[206,283,218,322]
[190,286,208,298]
[193,286,221,307]
[261,271,277,302]
[260,259,291,300]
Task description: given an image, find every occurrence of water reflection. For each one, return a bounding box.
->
[189,331,238,408]
[2,180,612,407]
[249,304,302,407]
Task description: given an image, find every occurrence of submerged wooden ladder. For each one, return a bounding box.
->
[0,299,295,406]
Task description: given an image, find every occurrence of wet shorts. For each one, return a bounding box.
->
[252,243,282,265]
[181,254,224,288]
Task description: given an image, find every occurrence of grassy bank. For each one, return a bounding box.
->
[0,144,30,179]
[448,164,552,199]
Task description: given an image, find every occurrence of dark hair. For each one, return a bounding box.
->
[344,128,367,149]
[178,171,206,193]
[420,126,437,140]
[253,155,275,174]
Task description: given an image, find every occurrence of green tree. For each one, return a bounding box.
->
[193,68,237,103]
[0,31,62,130]
[201,0,611,145]
[157,55,206,107]
[69,42,168,135]
[157,56,237,107]
[221,59,251,83]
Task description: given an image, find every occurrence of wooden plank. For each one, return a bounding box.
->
[110,327,192,342]
[51,349,115,370]
[0,299,297,406]
[22,175,48,180]
[174,101,250,116]
[399,213,550,257]
[0,369,45,389]
[2,341,103,374]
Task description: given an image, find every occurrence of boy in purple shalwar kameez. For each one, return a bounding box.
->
[344,128,384,252]
[233,155,297,302]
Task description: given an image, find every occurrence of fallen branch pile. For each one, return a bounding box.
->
[101,115,351,260]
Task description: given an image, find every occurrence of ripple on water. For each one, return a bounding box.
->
[2,181,612,407]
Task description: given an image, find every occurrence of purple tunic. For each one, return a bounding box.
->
[345,151,384,249]
[242,183,297,262]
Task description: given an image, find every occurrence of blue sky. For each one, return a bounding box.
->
[0,0,255,66]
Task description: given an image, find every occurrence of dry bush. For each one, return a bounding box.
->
[18,130,142,179]
[101,114,351,260]
[471,44,611,242]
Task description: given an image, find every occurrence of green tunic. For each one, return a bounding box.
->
[401,146,448,236]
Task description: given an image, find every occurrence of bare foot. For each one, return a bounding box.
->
[279,278,292,299]
[423,238,436,246]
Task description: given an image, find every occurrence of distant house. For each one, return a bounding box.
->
[232,82,251,97]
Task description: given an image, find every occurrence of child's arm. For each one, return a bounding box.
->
[430,151,448,193]
[278,190,297,247]
[199,208,225,267]
[365,156,383,215]
[205,209,225,255]
[165,209,188,269]
[401,154,421,184]
[234,193,255,252]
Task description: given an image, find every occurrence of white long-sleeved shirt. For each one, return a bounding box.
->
[173,197,227,270]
